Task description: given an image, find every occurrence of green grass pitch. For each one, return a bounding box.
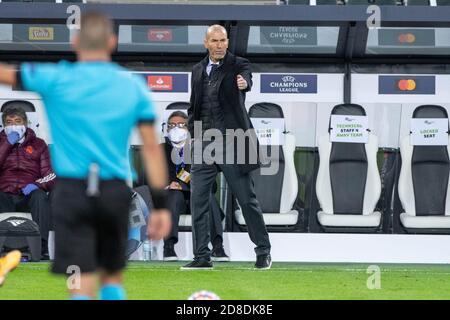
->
[1,262,450,300]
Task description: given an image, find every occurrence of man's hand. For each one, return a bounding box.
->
[6,132,20,145]
[22,184,38,196]
[169,181,182,190]
[147,209,172,241]
[237,74,248,90]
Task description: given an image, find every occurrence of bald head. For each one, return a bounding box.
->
[204,25,228,63]
[73,11,116,55]
[205,25,227,40]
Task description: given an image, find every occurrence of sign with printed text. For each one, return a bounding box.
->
[260,74,317,94]
[28,27,54,41]
[13,24,69,43]
[138,73,189,93]
[330,115,369,144]
[148,76,173,91]
[260,26,318,46]
[410,118,449,146]
[250,118,285,146]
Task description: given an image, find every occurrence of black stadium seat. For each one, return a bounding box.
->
[397,105,450,231]
[315,104,382,230]
[234,103,299,229]
[1,100,35,113]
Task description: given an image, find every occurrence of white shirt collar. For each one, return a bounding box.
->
[208,58,221,67]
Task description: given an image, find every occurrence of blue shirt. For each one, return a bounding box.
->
[20,61,156,180]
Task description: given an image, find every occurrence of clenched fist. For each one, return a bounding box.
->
[237,74,248,90]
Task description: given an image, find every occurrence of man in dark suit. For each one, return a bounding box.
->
[182,25,271,270]
[162,111,229,262]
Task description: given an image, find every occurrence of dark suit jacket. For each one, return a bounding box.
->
[188,52,261,173]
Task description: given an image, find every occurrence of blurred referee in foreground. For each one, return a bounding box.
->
[0,12,171,300]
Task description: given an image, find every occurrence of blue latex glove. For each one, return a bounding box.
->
[7,132,20,145]
[22,184,38,196]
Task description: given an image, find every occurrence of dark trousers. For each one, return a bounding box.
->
[165,188,224,249]
[191,162,271,260]
[0,190,52,248]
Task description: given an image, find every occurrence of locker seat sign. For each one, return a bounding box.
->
[250,118,285,146]
[410,118,449,146]
[330,115,369,144]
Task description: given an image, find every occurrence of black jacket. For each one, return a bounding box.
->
[188,52,261,173]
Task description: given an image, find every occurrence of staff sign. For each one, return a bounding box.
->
[330,115,369,144]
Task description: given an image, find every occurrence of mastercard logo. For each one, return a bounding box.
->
[398,33,416,44]
[398,79,417,91]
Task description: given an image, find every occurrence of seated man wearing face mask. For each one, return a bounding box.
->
[162,111,229,262]
[0,106,55,260]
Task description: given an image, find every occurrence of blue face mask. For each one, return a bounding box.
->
[4,125,26,143]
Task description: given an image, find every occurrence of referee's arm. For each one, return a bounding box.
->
[139,123,172,240]
[139,124,168,191]
[0,64,17,87]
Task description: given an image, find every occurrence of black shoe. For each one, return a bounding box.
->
[254,254,272,270]
[163,246,178,262]
[40,253,50,261]
[181,258,213,270]
[211,247,230,262]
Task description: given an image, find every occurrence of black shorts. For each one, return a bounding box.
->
[51,178,133,275]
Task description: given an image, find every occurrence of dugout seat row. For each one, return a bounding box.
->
[162,102,300,231]
[164,102,450,234]
[133,101,450,234]
[313,103,450,233]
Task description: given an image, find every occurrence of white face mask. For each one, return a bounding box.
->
[4,125,26,143]
[168,127,188,148]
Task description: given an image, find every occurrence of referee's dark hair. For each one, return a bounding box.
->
[2,106,28,126]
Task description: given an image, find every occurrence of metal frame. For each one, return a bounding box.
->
[1,3,450,63]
